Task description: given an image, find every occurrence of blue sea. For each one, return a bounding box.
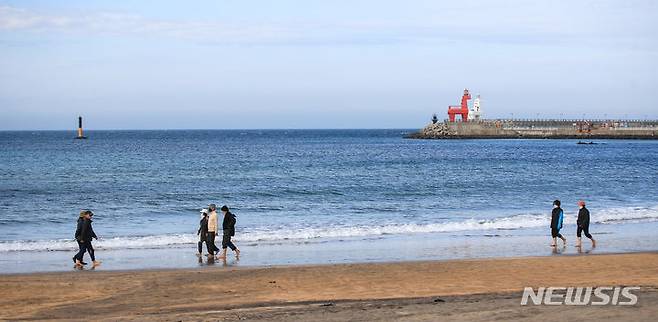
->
[1,130,657,272]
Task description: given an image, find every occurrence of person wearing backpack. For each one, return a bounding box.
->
[217,205,240,259]
[575,200,596,248]
[550,200,567,247]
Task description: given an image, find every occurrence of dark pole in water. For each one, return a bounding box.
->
[75,116,87,139]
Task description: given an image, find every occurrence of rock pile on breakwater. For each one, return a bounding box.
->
[405,122,454,139]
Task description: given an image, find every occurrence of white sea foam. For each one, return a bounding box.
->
[2,205,657,252]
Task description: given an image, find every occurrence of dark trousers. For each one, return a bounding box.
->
[577,225,593,239]
[222,230,237,251]
[87,241,95,261]
[74,240,95,262]
[551,228,564,239]
[198,235,206,254]
[206,232,219,255]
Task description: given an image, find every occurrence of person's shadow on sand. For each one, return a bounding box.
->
[576,246,594,254]
[204,256,227,267]
[200,256,239,267]
[551,245,567,255]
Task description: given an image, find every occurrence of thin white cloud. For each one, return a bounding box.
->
[0,4,655,48]
[0,6,297,44]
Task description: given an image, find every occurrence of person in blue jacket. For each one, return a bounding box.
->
[550,200,567,247]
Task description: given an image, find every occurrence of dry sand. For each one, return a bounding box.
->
[1,252,657,321]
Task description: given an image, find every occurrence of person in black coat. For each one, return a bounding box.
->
[217,205,239,259]
[576,200,596,247]
[73,212,88,266]
[73,210,100,267]
[197,209,211,256]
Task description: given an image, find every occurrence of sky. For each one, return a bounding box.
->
[0,0,657,130]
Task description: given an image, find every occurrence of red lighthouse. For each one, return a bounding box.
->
[447,89,471,122]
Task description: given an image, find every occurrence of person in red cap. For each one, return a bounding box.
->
[576,200,596,247]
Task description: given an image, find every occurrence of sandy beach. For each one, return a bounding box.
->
[1,252,657,321]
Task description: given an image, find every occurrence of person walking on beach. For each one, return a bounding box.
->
[217,205,240,259]
[73,210,100,267]
[550,200,567,247]
[206,204,220,257]
[72,211,88,266]
[576,200,596,248]
[197,209,209,256]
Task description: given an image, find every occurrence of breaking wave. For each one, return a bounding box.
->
[1,205,657,252]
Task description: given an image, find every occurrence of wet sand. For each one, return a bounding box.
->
[1,252,657,321]
[5,222,658,274]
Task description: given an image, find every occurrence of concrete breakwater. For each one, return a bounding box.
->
[406,119,658,139]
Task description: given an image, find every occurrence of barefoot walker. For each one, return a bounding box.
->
[206,204,220,257]
[550,200,566,247]
[73,210,100,267]
[217,205,239,259]
[197,208,209,256]
[576,200,596,247]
